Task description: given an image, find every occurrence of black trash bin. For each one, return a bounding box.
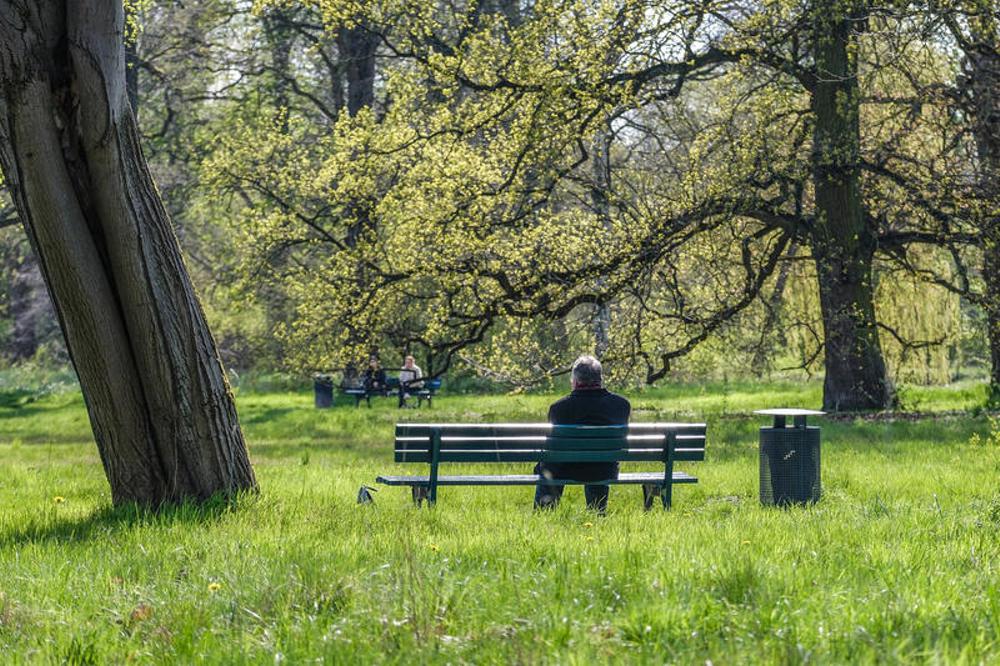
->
[754,409,824,506]
[314,374,334,409]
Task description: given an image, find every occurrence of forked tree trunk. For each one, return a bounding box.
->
[0,0,256,505]
[810,0,894,411]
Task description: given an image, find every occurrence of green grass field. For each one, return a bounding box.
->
[1,380,999,663]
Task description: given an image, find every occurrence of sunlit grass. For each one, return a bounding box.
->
[0,381,998,662]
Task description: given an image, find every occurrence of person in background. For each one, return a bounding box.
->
[363,357,387,395]
[341,362,362,389]
[534,354,631,512]
[398,354,423,407]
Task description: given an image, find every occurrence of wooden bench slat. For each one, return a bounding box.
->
[375,471,698,486]
[550,425,627,438]
[673,448,706,461]
[395,423,706,438]
[394,434,704,451]
[395,449,705,463]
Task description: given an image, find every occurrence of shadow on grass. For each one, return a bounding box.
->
[240,406,298,424]
[249,439,387,461]
[0,493,254,547]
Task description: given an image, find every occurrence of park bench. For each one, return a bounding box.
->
[375,422,706,509]
[341,377,443,408]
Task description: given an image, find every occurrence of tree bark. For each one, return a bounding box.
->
[262,6,294,126]
[810,1,894,411]
[750,242,798,375]
[964,31,1000,404]
[590,125,612,360]
[985,220,1000,406]
[336,23,378,117]
[0,0,256,505]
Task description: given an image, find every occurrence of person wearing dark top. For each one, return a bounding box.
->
[534,355,631,512]
[363,357,387,394]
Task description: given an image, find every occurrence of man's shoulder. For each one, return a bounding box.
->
[547,393,574,416]
[549,393,574,408]
[604,390,631,408]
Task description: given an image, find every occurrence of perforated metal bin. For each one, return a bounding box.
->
[754,409,824,506]
[314,374,334,409]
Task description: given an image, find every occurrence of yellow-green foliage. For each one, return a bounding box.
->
[212,0,986,385]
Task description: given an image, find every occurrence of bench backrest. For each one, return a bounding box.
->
[394,423,706,464]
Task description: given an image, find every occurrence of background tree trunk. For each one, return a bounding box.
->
[336,23,378,117]
[8,255,56,361]
[964,25,1000,404]
[810,1,894,411]
[124,0,138,115]
[750,242,798,375]
[0,0,256,505]
[590,125,612,360]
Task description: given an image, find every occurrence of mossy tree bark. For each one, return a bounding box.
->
[0,0,257,505]
[810,0,895,411]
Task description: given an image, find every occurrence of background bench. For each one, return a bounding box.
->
[376,422,706,509]
[342,377,443,407]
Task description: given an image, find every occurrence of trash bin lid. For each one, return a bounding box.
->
[754,408,824,428]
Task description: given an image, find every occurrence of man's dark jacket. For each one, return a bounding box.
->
[537,387,631,482]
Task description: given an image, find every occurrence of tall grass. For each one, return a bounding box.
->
[0,381,997,663]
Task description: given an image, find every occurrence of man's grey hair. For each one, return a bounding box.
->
[571,355,603,387]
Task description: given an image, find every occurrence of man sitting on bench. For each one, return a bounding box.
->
[534,355,631,512]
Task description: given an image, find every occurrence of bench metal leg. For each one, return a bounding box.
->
[411,485,428,507]
[642,484,662,511]
[661,483,672,510]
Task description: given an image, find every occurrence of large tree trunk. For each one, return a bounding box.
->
[810,1,894,411]
[0,0,256,505]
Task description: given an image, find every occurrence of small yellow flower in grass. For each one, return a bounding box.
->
[53,496,66,504]
[583,522,593,529]
[207,582,222,593]
[428,543,440,552]
[741,540,751,546]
